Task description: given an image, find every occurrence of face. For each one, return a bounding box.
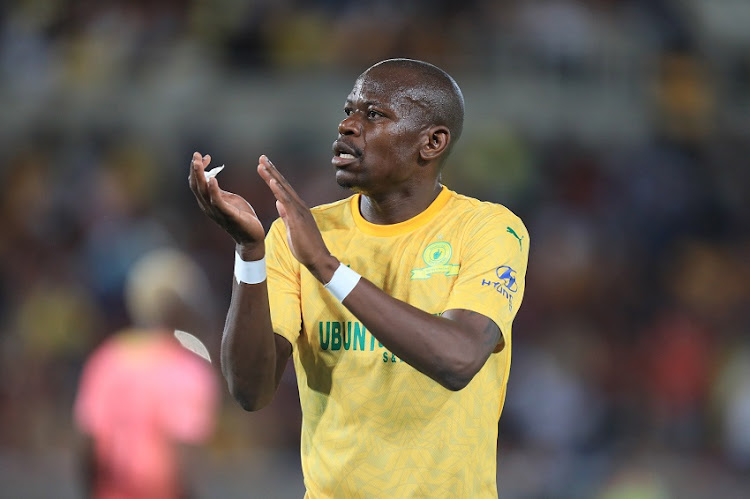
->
[331,66,429,195]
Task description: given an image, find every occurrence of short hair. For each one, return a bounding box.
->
[363,59,465,153]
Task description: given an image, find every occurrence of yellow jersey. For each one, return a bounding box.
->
[266,185,529,498]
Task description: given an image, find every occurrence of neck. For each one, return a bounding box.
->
[359,180,443,225]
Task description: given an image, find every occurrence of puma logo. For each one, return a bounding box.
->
[507,227,524,250]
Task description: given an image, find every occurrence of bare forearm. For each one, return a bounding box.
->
[221,245,285,410]
[254,159,498,391]
[311,257,496,391]
[188,154,291,409]
[348,281,492,390]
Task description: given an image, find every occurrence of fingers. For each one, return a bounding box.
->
[275,200,287,220]
[189,152,213,210]
[257,155,305,206]
[257,157,307,233]
[206,176,222,209]
[189,152,236,223]
[268,178,296,231]
[188,152,211,181]
[269,178,291,204]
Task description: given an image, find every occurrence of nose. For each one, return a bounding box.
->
[338,114,361,136]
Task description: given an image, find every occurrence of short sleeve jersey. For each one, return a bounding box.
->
[266,186,529,498]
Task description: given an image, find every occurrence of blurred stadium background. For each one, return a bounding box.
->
[1,1,750,497]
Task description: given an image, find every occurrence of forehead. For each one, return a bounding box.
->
[346,67,427,110]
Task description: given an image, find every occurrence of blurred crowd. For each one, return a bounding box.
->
[1,0,750,497]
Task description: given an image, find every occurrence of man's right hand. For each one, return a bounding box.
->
[188,152,266,252]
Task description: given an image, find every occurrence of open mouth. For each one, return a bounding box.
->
[332,140,361,167]
[332,153,358,168]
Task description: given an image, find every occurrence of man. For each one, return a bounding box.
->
[74,249,219,499]
[189,58,529,497]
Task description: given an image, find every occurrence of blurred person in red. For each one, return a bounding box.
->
[73,248,219,499]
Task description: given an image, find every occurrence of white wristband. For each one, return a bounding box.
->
[234,252,266,285]
[324,263,361,302]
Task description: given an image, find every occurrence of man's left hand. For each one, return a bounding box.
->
[257,156,338,282]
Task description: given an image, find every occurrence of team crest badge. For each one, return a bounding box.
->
[410,242,460,280]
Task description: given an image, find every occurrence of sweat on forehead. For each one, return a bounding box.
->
[349,74,432,111]
[356,62,433,100]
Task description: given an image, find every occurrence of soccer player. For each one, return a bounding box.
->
[189,58,529,497]
[74,249,218,499]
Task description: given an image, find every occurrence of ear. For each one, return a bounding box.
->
[419,126,451,162]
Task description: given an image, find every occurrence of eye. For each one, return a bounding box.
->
[344,107,353,116]
[367,110,380,119]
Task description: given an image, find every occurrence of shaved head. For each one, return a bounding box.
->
[359,59,465,158]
